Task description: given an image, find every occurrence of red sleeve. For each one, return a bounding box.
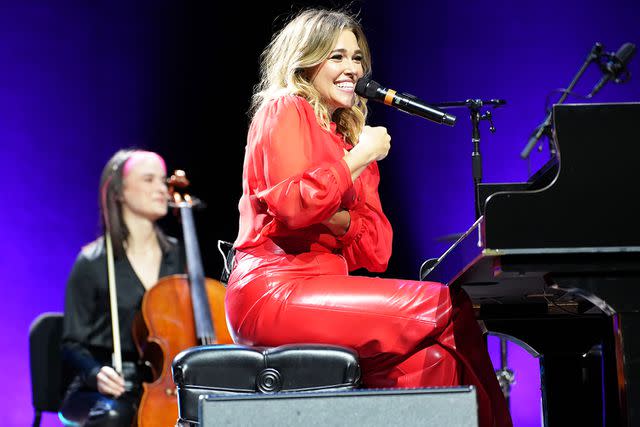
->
[338,161,393,272]
[254,97,353,230]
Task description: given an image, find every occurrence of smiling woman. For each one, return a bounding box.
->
[59,149,184,426]
[307,29,364,115]
[224,8,512,427]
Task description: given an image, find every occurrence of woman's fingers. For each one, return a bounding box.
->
[96,366,126,397]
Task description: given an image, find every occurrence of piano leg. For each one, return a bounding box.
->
[483,314,619,427]
[482,269,640,427]
[549,274,640,427]
[613,312,640,427]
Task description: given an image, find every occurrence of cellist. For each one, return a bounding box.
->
[60,149,184,426]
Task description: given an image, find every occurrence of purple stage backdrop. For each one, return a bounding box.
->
[1,1,638,426]
[0,2,166,426]
[361,2,639,426]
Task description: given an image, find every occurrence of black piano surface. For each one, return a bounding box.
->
[421,103,640,427]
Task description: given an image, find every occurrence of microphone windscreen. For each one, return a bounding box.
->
[355,76,381,99]
[617,42,636,65]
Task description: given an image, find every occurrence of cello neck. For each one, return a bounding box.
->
[180,205,217,344]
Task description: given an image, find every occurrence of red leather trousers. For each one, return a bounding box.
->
[226,242,512,427]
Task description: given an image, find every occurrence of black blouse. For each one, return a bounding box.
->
[61,236,184,389]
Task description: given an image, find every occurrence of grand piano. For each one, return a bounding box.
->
[421,103,640,427]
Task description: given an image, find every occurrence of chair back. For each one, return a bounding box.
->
[29,312,66,417]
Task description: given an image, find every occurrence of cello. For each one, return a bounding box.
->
[133,170,233,427]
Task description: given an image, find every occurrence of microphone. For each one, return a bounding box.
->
[355,77,456,126]
[588,42,636,98]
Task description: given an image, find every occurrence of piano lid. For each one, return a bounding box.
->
[421,102,640,288]
[483,102,640,253]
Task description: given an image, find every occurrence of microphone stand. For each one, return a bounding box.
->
[496,336,515,406]
[432,99,506,218]
[520,42,604,160]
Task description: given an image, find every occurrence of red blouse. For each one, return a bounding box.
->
[233,95,392,272]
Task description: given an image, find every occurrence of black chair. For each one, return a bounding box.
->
[29,312,67,427]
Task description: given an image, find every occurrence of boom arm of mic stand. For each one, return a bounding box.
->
[520,113,551,159]
[520,42,603,160]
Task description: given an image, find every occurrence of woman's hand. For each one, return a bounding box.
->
[96,366,126,397]
[322,209,351,236]
[343,125,390,181]
[358,125,391,161]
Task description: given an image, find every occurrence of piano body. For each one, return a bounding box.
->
[421,103,640,426]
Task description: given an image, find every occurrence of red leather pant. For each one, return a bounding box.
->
[226,243,512,427]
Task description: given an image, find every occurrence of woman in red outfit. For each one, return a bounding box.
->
[225,8,512,427]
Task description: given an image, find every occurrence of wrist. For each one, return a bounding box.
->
[85,366,101,390]
[343,149,374,181]
[325,209,351,236]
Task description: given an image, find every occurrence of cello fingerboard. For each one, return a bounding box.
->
[180,205,216,341]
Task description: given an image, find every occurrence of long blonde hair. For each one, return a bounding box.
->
[251,8,371,145]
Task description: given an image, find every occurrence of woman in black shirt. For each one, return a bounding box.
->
[60,149,184,426]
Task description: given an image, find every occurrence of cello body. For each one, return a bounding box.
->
[132,170,234,427]
[133,274,233,427]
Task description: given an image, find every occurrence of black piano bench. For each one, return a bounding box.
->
[172,343,361,426]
